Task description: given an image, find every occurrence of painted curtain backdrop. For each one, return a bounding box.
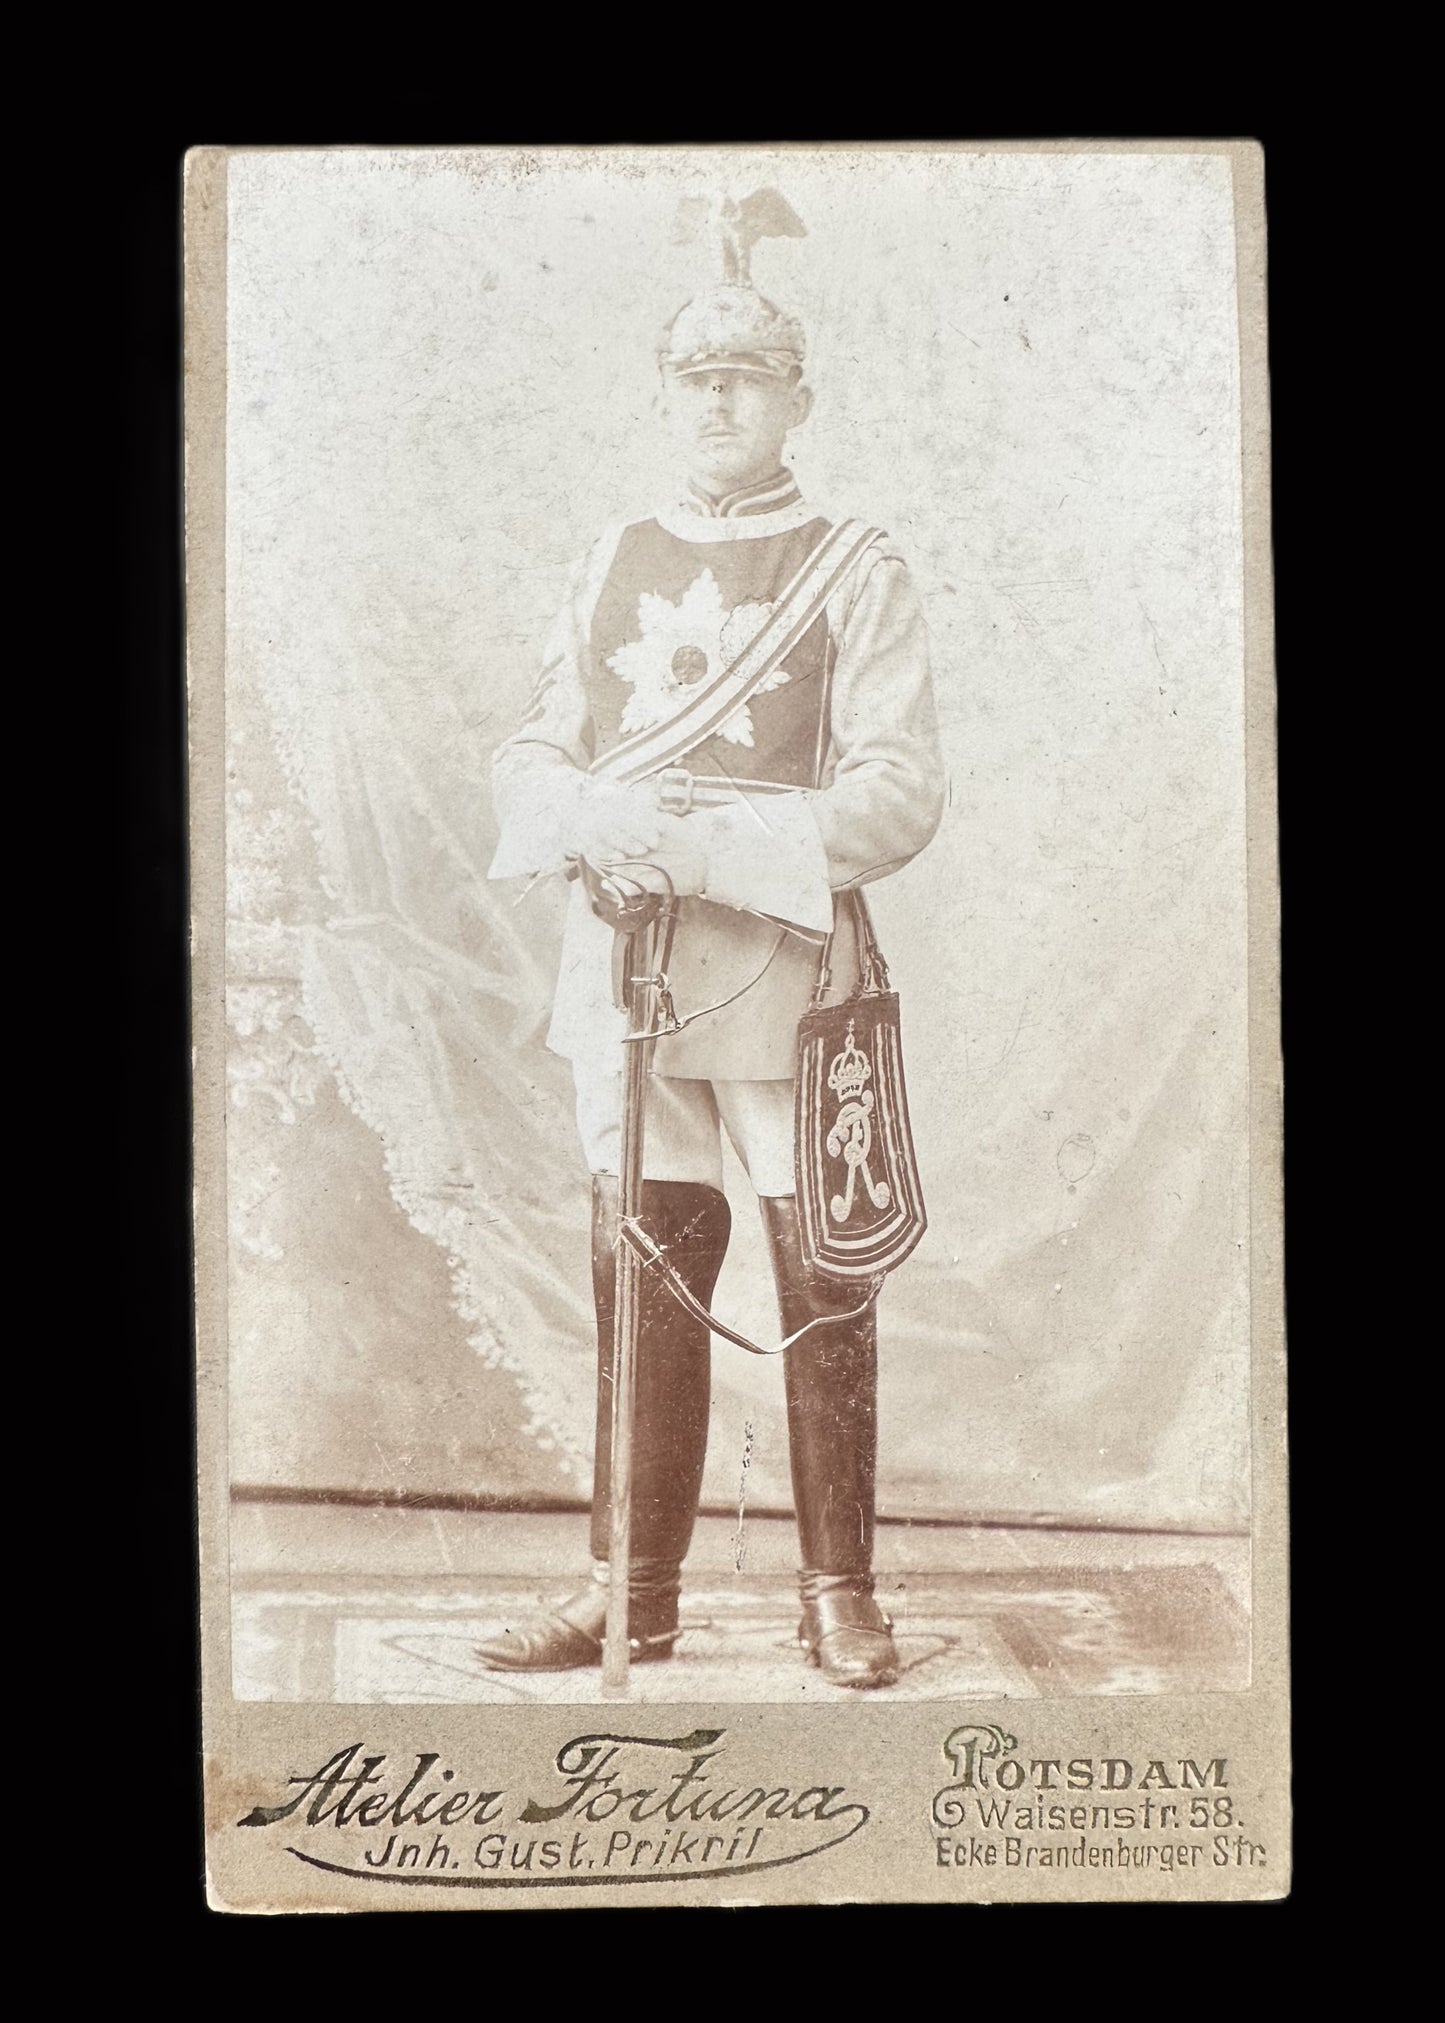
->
[224,150,1249,1530]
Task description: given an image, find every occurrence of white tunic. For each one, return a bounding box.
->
[489,489,945,1080]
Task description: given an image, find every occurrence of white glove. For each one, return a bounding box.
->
[611,812,710,898]
[566,781,666,865]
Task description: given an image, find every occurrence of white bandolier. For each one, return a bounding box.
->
[480,192,944,1688]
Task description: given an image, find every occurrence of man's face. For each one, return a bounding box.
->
[662,367,812,494]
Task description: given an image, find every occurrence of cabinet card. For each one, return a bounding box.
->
[188,141,1285,1907]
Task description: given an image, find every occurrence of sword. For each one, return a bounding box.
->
[574,858,677,1699]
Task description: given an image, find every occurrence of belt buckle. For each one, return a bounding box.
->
[655,766,694,815]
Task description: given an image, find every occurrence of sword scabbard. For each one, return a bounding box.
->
[601,917,666,1697]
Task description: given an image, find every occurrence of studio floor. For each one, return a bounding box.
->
[230,1503,1250,1704]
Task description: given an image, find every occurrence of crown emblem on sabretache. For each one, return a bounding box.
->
[662,189,807,380]
[827,1020,872,1105]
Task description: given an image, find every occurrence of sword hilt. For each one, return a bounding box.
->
[574,854,674,933]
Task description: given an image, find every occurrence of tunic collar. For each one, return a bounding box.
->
[683,468,802,519]
[654,490,821,543]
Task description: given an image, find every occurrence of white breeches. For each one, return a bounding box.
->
[573,1066,796,1197]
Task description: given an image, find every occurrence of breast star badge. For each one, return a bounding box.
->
[606,568,788,747]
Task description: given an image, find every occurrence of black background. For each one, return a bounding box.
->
[120,106,1310,1940]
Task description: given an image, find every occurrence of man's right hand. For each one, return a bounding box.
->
[566,781,663,865]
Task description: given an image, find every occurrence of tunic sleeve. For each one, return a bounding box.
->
[684,541,944,927]
[808,543,945,890]
[487,529,623,880]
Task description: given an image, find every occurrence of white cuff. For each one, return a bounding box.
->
[488,770,590,880]
[688,793,835,933]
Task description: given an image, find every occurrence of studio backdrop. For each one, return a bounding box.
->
[222,149,1250,1532]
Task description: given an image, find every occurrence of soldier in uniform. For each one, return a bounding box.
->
[478,195,944,1689]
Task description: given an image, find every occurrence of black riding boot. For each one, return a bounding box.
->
[475,1177,729,1672]
[762,1194,899,1689]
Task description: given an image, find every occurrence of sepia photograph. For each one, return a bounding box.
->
[216,145,1258,1711]
[193,140,1284,1907]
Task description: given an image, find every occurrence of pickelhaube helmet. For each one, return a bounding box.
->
[661,190,807,381]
